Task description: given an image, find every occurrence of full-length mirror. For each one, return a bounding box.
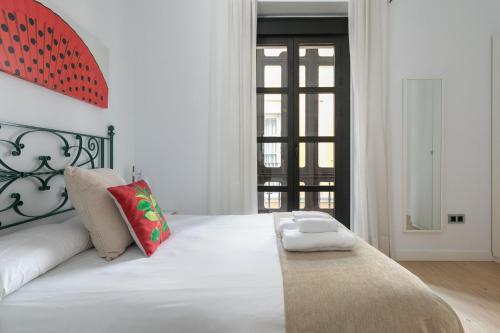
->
[404,78,445,232]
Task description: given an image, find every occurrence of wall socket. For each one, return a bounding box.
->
[448,214,465,224]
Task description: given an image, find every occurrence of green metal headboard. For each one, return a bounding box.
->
[0,121,114,230]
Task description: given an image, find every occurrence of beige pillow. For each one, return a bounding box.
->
[64,167,133,260]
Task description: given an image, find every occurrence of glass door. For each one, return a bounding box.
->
[257,34,350,227]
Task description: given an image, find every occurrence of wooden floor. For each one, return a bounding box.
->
[400,261,500,333]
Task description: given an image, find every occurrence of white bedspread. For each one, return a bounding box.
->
[0,214,285,333]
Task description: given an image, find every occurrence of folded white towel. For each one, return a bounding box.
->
[292,210,332,219]
[295,217,338,233]
[278,217,298,234]
[281,226,356,252]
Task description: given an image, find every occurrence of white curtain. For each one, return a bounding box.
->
[208,0,258,215]
[349,0,391,254]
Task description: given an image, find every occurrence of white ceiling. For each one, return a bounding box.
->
[257,0,348,17]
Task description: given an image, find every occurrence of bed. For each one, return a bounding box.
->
[0,213,465,333]
[0,122,463,333]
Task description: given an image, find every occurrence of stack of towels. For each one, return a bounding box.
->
[279,211,356,252]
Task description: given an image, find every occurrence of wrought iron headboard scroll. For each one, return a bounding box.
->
[0,121,114,230]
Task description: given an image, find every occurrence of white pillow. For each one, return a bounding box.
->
[292,210,332,219]
[0,216,92,300]
[295,217,338,233]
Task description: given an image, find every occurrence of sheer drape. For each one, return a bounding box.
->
[208,0,258,214]
[349,0,391,254]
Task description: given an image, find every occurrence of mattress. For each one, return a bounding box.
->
[0,214,285,333]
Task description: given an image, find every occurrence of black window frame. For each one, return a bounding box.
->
[257,17,350,227]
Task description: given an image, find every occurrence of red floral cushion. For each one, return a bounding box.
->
[107,180,170,256]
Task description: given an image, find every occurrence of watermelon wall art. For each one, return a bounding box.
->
[0,0,108,108]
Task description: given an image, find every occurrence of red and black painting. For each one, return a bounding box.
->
[0,0,108,108]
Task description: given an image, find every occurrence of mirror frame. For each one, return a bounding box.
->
[402,77,446,233]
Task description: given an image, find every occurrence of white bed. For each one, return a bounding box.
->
[0,214,285,333]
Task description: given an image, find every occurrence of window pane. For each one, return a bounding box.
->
[319,191,335,209]
[319,143,334,168]
[318,94,334,136]
[318,66,334,87]
[318,47,334,57]
[298,191,334,216]
[299,45,335,87]
[319,182,335,209]
[263,143,283,168]
[299,143,335,185]
[299,94,335,137]
[259,191,288,212]
[263,181,284,210]
[264,191,281,209]
[257,46,287,88]
[299,94,306,136]
[257,94,287,137]
[300,182,306,209]
[265,66,282,87]
[299,65,306,87]
[258,143,287,186]
[264,46,287,57]
[299,143,306,168]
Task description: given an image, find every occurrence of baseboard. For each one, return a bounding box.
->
[393,250,493,261]
[494,257,500,264]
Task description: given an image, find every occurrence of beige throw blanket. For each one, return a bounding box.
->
[274,214,464,333]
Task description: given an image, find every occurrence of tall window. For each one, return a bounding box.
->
[256,18,350,227]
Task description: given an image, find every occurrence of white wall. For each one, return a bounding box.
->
[6,0,496,248]
[130,0,210,214]
[0,0,135,231]
[389,0,500,260]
